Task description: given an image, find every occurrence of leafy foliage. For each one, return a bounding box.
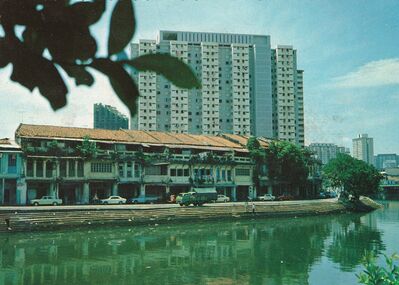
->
[266,141,313,186]
[323,154,383,200]
[0,0,200,114]
[76,136,97,159]
[358,253,399,285]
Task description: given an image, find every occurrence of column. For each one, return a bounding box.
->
[0,178,4,204]
[165,185,170,195]
[16,178,27,205]
[33,160,37,177]
[82,182,89,204]
[267,185,273,195]
[49,182,57,197]
[232,186,237,202]
[112,182,118,196]
[139,184,145,197]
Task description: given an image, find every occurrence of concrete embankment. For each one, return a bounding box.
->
[0,198,381,233]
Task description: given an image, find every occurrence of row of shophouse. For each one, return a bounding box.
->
[0,124,280,205]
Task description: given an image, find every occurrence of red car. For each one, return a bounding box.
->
[276,194,295,201]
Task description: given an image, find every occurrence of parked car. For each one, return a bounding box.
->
[30,196,63,206]
[257,194,276,201]
[101,196,127,205]
[276,194,294,201]
[216,194,230,203]
[129,196,161,204]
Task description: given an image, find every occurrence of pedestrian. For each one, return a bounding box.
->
[252,201,256,214]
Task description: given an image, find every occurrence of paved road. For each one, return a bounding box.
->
[0,198,338,212]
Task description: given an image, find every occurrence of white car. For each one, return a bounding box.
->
[216,194,230,203]
[101,196,127,205]
[257,194,276,201]
[30,196,63,206]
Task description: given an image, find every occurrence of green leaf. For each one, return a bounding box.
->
[61,64,94,87]
[108,0,135,56]
[22,27,46,55]
[124,54,201,89]
[68,0,106,26]
[9,40,68,110]
[91,58,139,115]
[0,39,10,68]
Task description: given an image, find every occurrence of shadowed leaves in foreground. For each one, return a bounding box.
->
[0,0,200,114]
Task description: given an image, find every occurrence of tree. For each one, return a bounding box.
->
[0,1,200,114]
[76,136,97,159]
[266,141,311,187]
[323,153,383,201]
[246,137,266,191]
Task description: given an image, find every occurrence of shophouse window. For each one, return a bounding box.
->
[69,160,76,177]
[170,169,176,176]
[36,160,43,177]
[60,160,67,177]
[118,163,124,177]
[235,168,250,176]
[127,162,132,177]
[221,169,226,181]
[46,161,53,178]
[227,170,232,181]
[26,158,34,177]
[183,169,189,176]
[77,160,84,177]
[8,154,16,167]
[91,163,112,173]
[177,169,183,176]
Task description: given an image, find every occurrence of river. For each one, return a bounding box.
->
[0,199,398,285]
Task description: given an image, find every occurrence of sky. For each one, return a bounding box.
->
[0,0,398,154]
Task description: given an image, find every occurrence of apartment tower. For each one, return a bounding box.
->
[352,134,374,165]
[130,31,304,146]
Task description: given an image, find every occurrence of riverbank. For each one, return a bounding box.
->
[0,198,381,233]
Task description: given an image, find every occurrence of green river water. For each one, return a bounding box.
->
[0,200,398,285]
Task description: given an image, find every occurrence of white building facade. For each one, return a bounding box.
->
[308,143,350,165]
[352,134,374,165]
[130,31,304,146]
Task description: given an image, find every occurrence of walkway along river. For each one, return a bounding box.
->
[0,199,396,285]
[0,197,380,232]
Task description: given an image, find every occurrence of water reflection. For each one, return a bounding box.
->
[0,205,390,285]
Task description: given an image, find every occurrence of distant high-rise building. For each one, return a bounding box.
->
[130,31,304,146]
[93,104,129,130]
[374,154,398,170]
[352,134,374,165]
[308,143,350,165]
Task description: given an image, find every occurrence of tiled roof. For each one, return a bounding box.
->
[15,124,269,151]
[0,138,21,150]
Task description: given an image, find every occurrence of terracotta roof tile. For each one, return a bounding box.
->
[15,124,250,151]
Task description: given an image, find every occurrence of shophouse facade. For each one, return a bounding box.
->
[15,124,273,205]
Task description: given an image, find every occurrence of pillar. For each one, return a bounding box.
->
[82,182,89,204]
[16,178,27,205]
[140,184,145,197]
[166,185,170,195]
[232,186,237,202]
[49,182,57,197]
[0,178,4,204]
[112,182,118,196]
[268,185,273,195]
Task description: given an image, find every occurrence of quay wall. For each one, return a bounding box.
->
[0,198,381,233]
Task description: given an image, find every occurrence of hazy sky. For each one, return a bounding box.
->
[0,0,398,154]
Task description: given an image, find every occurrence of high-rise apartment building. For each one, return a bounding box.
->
[93,104,129,130]
[308,143,350,165]
[271,46,304,146]
[352,134,374,165]
[130,31,304,145]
